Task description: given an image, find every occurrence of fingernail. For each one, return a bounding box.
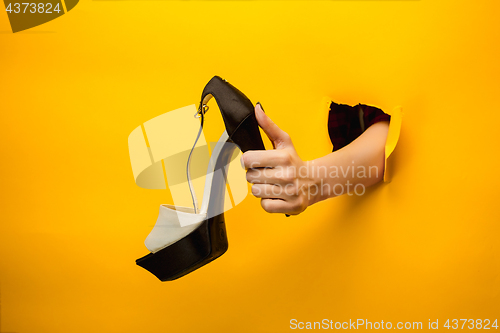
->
[257,102,265,113]
[240,156,245,169]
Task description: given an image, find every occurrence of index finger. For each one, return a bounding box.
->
[241,150,289,169]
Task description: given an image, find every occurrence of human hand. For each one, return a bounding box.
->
[241,103,316,215]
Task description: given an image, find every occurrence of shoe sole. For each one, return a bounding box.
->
[136,212,228,281]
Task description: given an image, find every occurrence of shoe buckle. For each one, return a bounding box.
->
[195,104,209,118]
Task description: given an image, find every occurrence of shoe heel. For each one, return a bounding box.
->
[230,112,265,152]
[199,76,266,152]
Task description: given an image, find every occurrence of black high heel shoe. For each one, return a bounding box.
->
[136,76,265,281]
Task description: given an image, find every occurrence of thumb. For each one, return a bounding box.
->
[255,102,292,149]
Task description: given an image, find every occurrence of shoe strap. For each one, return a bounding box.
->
[187,76,232,214]
[187,76,257,214]
[186,108,205,214]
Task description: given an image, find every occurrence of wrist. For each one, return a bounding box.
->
[303,159,327,207]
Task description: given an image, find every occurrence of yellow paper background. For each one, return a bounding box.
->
[0,0,499,332]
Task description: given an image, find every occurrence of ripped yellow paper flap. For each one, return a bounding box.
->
[384,106,403,183]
